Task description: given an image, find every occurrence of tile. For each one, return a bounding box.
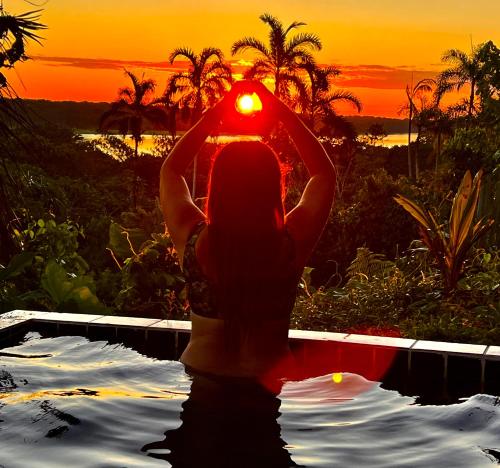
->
[412,340,487,356]
[0,318,25,331]
[1,310,36,320]
[289,329,347,341]
[38,312,105,323]
[1,310,103,324]
[343,333,416,349]
[485,346,500,360]
[149,320,192,331]
[90,316,161,328]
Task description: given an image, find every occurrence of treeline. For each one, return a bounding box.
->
[16,99,410,134]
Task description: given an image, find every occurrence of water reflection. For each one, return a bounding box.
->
[142,368,301,467]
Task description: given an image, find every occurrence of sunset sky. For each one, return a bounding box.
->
[4,0,500,117]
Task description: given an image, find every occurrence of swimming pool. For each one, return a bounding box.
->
[1,329,499,467]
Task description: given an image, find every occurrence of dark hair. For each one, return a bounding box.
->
[206,141,288,355]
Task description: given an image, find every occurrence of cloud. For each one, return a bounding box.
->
[334,64,438,89]
[32,55,438,90]
[32,55,189,72]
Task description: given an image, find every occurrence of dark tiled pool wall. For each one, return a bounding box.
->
[1,311,499,402]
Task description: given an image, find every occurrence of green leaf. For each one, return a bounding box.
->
[41,260,74,304]
[41,260,111,314]
[0,252,35,281]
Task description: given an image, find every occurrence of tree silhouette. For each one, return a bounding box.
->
[399,78,435,179]
[99,70,168,206]
[299,62,362,134]
[415,107,453,173]
[435,43,491,120]
[231,13,321,102]
[366,123,388,146]
[167,47,232,123]
[167,47,232,197]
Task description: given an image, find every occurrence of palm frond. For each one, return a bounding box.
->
[169,47,197,65]
[259,13,284,35]
[118,87,134,103]
[231,37,270,58]
[323,89,363,112]
[442,48,469,65]
[284,20,307,36]
[199,47,225,67]
[286,32,322,53]
[124,70,140,93]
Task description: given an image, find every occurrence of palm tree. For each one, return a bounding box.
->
[231,13,321,102]
[435,44,488,121]
[100,70,168,206]
[167,47,232,122]
[415,107,453,174]
[0,9,46,79]
[167,47,232,197]
[400,78,435,179]
[300,62,362,134]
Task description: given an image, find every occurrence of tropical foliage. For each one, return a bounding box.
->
[394,170,494,292]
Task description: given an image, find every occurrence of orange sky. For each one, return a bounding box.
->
[4,0,499,117]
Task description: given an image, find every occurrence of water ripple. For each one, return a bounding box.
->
[0,332,498,467]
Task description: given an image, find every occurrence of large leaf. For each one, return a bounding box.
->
[393,195,433,230]
[0,252,35,281]
[41,260,111,314]
[450,170,483,256]
[41,260,75,304]
[449,170,472,249]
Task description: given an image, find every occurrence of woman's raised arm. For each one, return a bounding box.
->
[253,81,336,265]
[159,103,224,252]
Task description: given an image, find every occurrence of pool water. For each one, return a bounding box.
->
[1,332,499,467]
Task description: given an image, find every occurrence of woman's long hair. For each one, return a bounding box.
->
[206,141,289,354]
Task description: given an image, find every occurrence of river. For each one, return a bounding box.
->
[80,132,417,157]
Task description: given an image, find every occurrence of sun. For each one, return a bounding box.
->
[236,93,263,114]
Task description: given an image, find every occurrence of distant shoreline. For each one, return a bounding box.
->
[19,99,411,134]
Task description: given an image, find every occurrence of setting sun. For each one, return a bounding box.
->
[236,93,263,114]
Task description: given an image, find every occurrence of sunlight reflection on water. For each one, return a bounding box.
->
[80,132,416,159]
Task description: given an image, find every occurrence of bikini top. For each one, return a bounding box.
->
[182,220,300,320]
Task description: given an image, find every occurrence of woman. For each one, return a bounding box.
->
[160,80,335,381]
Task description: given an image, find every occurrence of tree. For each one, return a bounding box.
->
[167,46,232,123]
[475,41,500,124]
[365,123,388,146]
[435,42,492,121]
[167,47,232,198]
[399,78,435,179]
[99,70,168,207]
[416,107,453,173]
[299,62,362,134]
[231,13,321,102]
